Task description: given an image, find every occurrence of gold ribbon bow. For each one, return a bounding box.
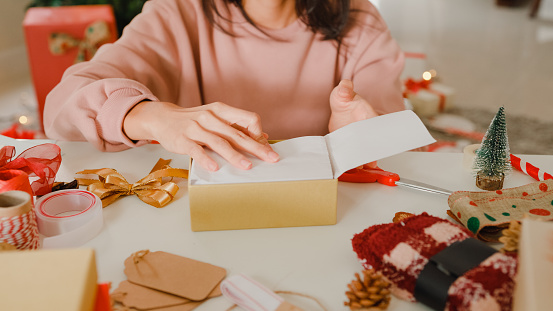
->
[76,159,189,208]
[48,20,112,63]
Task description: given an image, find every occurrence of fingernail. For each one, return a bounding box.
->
[267,150,280,162]
[208,162,218,171]
[338,86,349,97]
[241,159,252,169]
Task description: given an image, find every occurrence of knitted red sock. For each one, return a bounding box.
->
[352,213,517,311]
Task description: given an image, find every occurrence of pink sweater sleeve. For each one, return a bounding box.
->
[43,0,186,151]
[342,1,405,115]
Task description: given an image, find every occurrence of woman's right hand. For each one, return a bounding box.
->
[123,101,280,171]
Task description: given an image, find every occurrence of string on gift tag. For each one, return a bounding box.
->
[275,291,327,310]
[225,291,327,311]
[132,249,150,264]
[111,306,132,311]
[222,274,327,311]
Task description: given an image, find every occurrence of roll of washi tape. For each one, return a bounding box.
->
[35,189,103,249]
[0,190,39,250]
[462,144,481,171]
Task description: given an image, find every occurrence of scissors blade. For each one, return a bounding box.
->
[395,178,453,196]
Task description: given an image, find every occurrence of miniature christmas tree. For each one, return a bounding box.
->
[474,106,511,190]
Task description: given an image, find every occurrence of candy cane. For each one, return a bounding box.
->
[510,154,553,181]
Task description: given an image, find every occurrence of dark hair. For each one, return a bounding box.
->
[202,0,351,41]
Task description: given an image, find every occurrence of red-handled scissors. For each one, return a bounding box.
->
[338,167,452,196]
[338,167,399,186]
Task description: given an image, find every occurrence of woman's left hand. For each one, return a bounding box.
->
[328,79,379,132]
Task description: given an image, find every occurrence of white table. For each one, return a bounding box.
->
[53,141,552,311]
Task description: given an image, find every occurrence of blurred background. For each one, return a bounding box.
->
[0,0,552,153]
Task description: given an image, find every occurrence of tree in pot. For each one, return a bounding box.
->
[473,106,511,191]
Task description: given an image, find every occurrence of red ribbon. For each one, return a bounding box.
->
[403,78,446,112]
[0,170,34,197]
[0,123,35,140]
[404,78,432,94]
[0,144,62,196]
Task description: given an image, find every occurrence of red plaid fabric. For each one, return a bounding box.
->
[352,213,517,311]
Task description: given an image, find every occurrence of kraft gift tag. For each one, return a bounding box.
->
[112,280,222,311]
[124,251,226,301]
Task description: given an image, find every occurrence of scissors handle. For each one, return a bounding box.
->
[338,167,399,186]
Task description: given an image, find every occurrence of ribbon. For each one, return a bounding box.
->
[404,78,432,94]
[1,123,35,140]
[0,144,62,196]
[76,158,189,208]
[0,170,33,197]
[413,238,497,311]
[403,78,446,112]
[48,20,111,63]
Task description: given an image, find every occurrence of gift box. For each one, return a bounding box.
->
[188,111,435,231]
[513,218,553,311]
[0,248,98,311]
[401,52,429,80]
[189,169,338,231]
[23,5,117,131]
[403,78,455,118]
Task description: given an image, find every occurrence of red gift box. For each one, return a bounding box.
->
[23,5,118,131]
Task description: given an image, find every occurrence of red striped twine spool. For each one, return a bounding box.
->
[510,154,553,181]
[0,190,40,250]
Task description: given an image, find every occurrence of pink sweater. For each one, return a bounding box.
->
[44,0,404,151]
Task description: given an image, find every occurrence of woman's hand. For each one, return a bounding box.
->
[123,101,280,171]
[329,79,379,168]
[328,79,379,132]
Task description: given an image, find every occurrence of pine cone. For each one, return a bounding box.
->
[344,269,391,310]
[498,220,521,253]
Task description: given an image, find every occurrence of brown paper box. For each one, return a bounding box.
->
[189,176,337,231]
[0,248,97,311]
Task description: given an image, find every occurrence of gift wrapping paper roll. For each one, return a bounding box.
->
[35,189,103,249]
[462,144,480,171]
[0,190,40,250]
